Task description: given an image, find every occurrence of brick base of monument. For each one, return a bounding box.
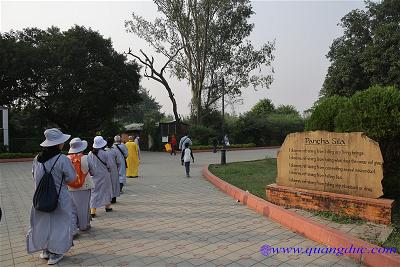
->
[266,184,394,225]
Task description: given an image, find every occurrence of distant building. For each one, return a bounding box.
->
[159,120,190,144]
[122,120,190,151]
[122,122,145,147]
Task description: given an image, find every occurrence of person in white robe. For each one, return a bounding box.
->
[87,136,113,217]
[67,138,94,235]
[27,128,76,265]
[112,135,128,193]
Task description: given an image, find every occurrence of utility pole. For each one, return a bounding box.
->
[221,77,226,165]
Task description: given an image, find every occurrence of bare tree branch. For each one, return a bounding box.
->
[125,48,181,122]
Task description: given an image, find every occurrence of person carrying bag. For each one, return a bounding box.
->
[27,128,76,265]
[67,138,94,235]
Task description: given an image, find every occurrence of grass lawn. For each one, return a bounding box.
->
[208,158,400,253]
[208,158,276,199]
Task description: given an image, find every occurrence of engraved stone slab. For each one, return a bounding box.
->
[277,131,383,198]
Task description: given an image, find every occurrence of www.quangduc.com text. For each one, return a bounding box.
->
[259,244,396,257]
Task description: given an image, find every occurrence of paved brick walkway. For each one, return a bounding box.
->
[0,149,362,266]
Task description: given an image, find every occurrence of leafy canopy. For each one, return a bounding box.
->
[125,0,274,122]
[0,26,141,136]
[321,0,400,97]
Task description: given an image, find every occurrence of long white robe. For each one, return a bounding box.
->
[68,155,93,232]
[105,147,120,198]
[112,143,128,185]
[27,154,76,254]
[87,150,112,208]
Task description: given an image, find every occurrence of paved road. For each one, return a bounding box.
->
[0,149,362,266]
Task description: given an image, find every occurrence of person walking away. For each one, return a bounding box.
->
[134,135,141,160]
[178,134,192,151]
[113,135,128,193]
[181,142,195,177]
[126,136,140,178]
[106,138,120,203]
[223,134,230,147]
[88,136,113,218]
[170,135,177,155]
[67,137,94,236]
[27,128,76,265]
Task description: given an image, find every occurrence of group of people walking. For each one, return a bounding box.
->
[26,128,140,265]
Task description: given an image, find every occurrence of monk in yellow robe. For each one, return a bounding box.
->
[126,136,140,177]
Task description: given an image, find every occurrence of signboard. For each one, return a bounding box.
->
[277,131,383,198]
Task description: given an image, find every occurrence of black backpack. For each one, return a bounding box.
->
[33,154,63,212]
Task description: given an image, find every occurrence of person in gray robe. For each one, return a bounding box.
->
[112,135,128,193]
[179,134,193,150]
[26,128,76,265]
[88,136,113,217]
[67,138,94,235]
[106,138,120,203]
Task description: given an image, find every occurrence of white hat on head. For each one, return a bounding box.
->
[40,128,71,147]
[68,137,88,154]
[93,136,107,149]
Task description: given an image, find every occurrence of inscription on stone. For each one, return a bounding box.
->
[277,131,383,198]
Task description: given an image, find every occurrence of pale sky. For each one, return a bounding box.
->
[1,0,365,117]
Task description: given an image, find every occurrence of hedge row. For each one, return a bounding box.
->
[306,85,400,198]
[190,143,256,150]
[0,152,37,159]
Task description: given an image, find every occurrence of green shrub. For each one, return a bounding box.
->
[334,86,400,197]
[335,86,400,139]
[190,143,256,150]
[188,125,217,145]
[232,112,304,146]
[307,85,400,198]
[0,152,37,159]
[267,114,305,144]
[305,95,348,131]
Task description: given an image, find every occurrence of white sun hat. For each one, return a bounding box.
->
[68,137,88,154]
[93,136,107,149]
[40,128,71,147]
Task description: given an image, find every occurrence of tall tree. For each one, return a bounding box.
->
[321,0,400,97]
[0,26,141,135]
[125,0,274,123]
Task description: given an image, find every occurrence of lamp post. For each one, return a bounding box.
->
[0,106,9,151]
[220,77,226,165]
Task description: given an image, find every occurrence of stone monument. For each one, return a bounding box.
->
[266,131,394,224]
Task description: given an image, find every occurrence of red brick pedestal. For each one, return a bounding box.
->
[266,184,394,225]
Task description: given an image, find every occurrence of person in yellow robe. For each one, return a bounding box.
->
[126,136,140,178]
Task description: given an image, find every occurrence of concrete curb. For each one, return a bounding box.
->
[0,158,34,163]
[203,165,400,267]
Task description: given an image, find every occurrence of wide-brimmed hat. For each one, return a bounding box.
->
[40,128,71,147]
[93,136,107,149]
[68,137,88,154]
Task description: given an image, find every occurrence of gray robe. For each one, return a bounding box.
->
[68,154,93,232]
[112,143,128,185]
[88,150,112,208]
[105,147,120,198]
[179,136,193,150]
[27,154,76,254]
